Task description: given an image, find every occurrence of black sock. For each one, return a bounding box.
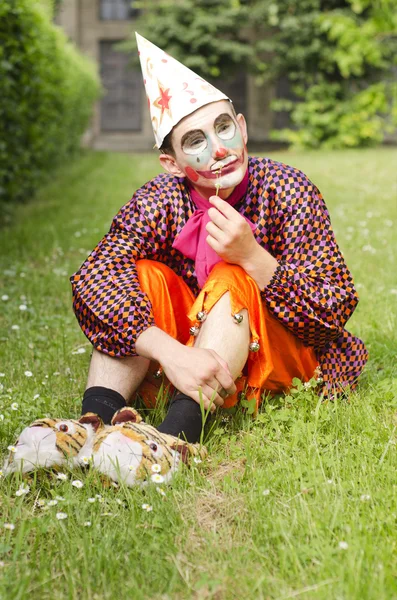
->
[157,392,204,443]
[82,386,127,425]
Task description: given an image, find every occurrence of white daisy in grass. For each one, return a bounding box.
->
[156,487,166,497]
[116,499,124,505]
[15,484,30,497]
[7,445,17,453]
[4,523,15,531]
[80,456,91,465]
[151,463,161,473]
[84,521,91,527]
[193,457,202,464]
[19,304,27,311]
[262,489,270,496]
[47,500,58,507]
[327,479,334,485]
[1,295,9,301]
[36,499,46,507]
[71,480,84,489]
[11,403,18,411]
[56,512,68,520]
[56,473,68,481]
[141,504,153,512]
[72,348,86,355]
[360,494,371,502]
[33,394,40,400]
[339,541,348,550]
[87,498,96,504]
[24,371,33,378]
[95,494,104,503]
[0,373,5,377]
[11,325,20,331]
[151,474,165,484]
[55,496,65,502]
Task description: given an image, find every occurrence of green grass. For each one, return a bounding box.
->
[0,147,397,600]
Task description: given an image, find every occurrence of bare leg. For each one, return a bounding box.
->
[86,348,150,402]
[194,291,249,382]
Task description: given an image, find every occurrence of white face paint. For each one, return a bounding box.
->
[168,100,248,199]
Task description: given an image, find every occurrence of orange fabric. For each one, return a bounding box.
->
[134,259,318,410]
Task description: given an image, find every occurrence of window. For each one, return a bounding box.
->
[99,0,139,20]
[100,41,142,132]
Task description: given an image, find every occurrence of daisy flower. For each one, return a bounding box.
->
[56,512,68,520]
[56,473,68,481]
[87,498,96,504]
[141,504,153,512]
[156,487,166,497]
[71,480,84,489]
[7,446,17,453]
[11,403,18,411]
[47,500,58,507]
[262,489,270,496]
[193,457,202,464]
[151,464,161,473]
[84,521,91,527]
[3,523,15,531]
[24,371,33,377]
[19,305,27,311]
[151,474,165,484]
[15,484,30,497]
[339,541,348,550]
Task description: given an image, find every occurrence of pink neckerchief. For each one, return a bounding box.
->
[172,170,255,288]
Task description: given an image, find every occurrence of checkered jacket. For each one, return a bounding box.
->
[71,156,368,394]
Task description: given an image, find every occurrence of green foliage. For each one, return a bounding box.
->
[124,0,254,78]
[130,0,397,148]
[0,0,100,205]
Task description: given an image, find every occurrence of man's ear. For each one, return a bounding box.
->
[236,113,248,146]
[159,153,185,178]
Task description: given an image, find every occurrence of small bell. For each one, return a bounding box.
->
[189,325,200,337]
[249,340,260,352]
[196,310,207,322]
[232,313,244,324]
[153,368,163,379]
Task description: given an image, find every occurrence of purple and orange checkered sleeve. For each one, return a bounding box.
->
[261,169,358,349]
[70,181,168,357]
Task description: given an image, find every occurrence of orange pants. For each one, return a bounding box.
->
[134,260,318,410]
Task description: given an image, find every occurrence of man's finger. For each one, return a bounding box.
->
[208,207,229,229]
[209,195,241,220]
[205,221,226,242]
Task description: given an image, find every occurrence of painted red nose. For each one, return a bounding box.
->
[215,147,227,159]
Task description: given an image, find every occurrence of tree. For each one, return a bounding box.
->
[125,0,397,148]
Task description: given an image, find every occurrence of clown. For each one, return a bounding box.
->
[71,34,368,443]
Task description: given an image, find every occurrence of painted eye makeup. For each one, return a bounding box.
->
[217,120,236,141]
[182,135,207,156]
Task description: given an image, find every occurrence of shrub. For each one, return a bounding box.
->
[0,0,100,205]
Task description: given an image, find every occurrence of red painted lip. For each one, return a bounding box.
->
[196,155,243,179]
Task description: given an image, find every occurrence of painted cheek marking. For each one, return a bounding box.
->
[185,166,199,182]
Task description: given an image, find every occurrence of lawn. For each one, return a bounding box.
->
[0,148,396,600]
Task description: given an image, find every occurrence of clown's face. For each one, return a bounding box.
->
[159,100,248,200]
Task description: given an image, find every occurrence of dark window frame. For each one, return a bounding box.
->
[99,40,142,133]
[98,0,140,21]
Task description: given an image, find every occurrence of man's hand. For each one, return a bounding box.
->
[161,345,236,412]
[206,195,257,267]
[136,327,236,412]
[206,195,279,288]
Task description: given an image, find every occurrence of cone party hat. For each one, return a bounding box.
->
[136,32,230,148]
